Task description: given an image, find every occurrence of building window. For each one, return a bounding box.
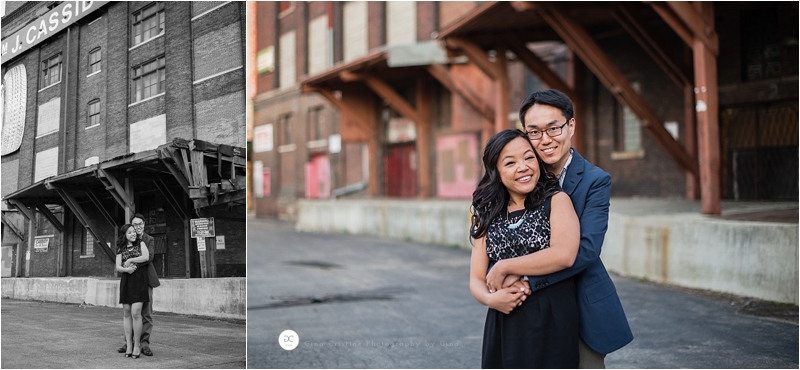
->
[280,114,292,145]
[87,99,100,128]
[132,2,165,46]
[82,230,95,257]
[132,56,165,103]
[621,107,642,152]
[308,107,324,141]
[89,48,101,74]
[41,54,62,88]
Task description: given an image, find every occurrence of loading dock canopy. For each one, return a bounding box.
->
[3,138,247,262]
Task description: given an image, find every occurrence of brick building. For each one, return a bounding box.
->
[1,1,247,279]
[249,1,797,220]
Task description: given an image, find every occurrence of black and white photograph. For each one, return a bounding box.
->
[1,1,246,368]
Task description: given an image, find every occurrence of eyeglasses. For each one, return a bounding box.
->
[526,120,570,140]
[132,222,144,227]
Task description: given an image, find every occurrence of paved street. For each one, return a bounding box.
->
[1,299,245,369]
[247,218,797,369]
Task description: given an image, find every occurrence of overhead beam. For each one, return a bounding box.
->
[540,5,698,176]
[96,169,134,211]
[667,2,719,56]
[33,200,64,233]
[7,199,36,221]
[361,74,425,126]
[1,212,26,241]
[52,187,116,263]
[650,2,693,48]
[154,174,189,221]
[503,31,575,99]
[159,148,191,194]
[425,63,495,121]
[86,190,118,228]
[444,37,502,80]
[311,87,374,134]
[613,4,691,88]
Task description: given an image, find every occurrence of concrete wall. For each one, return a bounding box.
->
[296,199,799,305]
[1,277,245,320]
[602,212,799,305]
[297,199,471,248]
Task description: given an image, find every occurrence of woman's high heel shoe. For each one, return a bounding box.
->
[132,348,141,359]
[125,353,132,358]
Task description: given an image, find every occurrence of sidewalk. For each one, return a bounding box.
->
[1,299,245,369]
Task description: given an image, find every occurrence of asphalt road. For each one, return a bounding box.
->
[1,299,245,369]
[247,218,798,369]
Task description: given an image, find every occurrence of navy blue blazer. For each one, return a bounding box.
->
[527,150,633,354]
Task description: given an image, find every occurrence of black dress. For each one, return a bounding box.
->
[481,197,579,369]
[119,243,150,304]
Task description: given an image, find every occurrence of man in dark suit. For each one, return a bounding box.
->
[519,89,633,368]
[118,213,160,356]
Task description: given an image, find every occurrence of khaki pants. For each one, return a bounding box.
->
[579,337,606,369]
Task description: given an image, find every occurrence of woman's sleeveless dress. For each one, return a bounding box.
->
[481,196,579,369]
[119,244,150,304]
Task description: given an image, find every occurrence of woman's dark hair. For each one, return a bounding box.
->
[470,129,561,240]
[116,223,139,254]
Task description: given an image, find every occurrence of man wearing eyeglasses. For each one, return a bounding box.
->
[518,89,633,368]
[118,213,160,356]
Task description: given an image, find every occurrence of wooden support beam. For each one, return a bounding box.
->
[494,45,510,133]
[33,200,64,233]
[445,37,502,80]
[96,169,134,211]
[650,2,693,48]
[667,1,718,56]
[692,2,721,214]
[189,142,209,188]
[416,75,432,198]
[155,174,189,221]
[425,63,495,121]
[7,199,36,221]
[1,212,26,241]
[52,187,116,263]
[503,32,575,98]
[510,1,539,12]
[314,88,374,134]
[86,190,117,228]
[541,6,698,176]
[362,75,425,126]
[684,84,699,200]
[614,4,691,88]
[159,148,191,195]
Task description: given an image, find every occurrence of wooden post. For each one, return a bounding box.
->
[416,76,432,198]
[692,2,721,214]
[495,45,509,134]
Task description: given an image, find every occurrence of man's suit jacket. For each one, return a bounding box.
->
[528,150,633,354]
[140,232,161,289]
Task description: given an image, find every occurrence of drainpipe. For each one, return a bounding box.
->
[57,26,71,277]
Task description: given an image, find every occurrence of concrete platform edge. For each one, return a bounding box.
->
[1,277,246,320]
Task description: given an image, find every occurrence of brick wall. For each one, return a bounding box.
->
[195,91,246,147]
[417,2,438,42]
[75,13,108,170]
[368,2,385,51]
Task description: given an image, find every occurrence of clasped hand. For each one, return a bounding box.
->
[485,264,531,314]
[123,261,137,274]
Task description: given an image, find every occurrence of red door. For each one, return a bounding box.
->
[384,143,417,197]
[305,154,331,198]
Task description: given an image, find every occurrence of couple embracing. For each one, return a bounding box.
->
[470,89,634,368]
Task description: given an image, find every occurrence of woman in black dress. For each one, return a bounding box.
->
[116,223,150,359]
[469,129,581,368]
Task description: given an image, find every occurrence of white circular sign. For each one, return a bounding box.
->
[279,330,299,350]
